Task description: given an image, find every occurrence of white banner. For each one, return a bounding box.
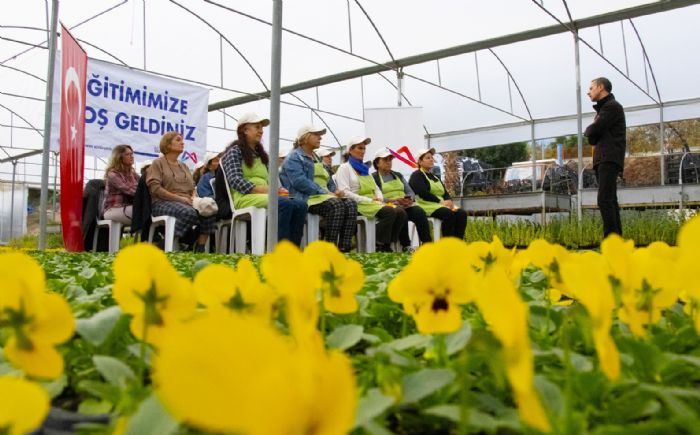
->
[363,106,425,169]
[51,57,209,168]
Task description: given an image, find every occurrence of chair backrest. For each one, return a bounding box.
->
[219,165,237,214]
[209,177,216,199]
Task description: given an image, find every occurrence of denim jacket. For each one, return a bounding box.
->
[280,147,336,202]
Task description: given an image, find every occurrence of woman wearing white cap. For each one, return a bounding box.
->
[334,137,407,252]
[194,152,220,199]
[316,148,336,179]
[409,148,467,239]
[220,113,307,246]
[280,125,357,252]
[372,148,432,251]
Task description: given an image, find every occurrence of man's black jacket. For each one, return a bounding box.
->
[584,93,626,168]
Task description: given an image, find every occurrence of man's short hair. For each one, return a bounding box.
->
[592,77,612,93]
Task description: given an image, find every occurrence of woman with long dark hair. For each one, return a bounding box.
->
[220,113,307,247]
[103,144,140,225]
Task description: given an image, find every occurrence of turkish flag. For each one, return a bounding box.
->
[59,25,87,251]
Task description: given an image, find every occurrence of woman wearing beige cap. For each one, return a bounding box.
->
[409,148,467,239]
[280,125,357,252]
[220,113,307,246]
[334,137,407,252]
[194,152,220,199]
[372,148,431,251]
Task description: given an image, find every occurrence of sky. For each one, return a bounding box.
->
[1,0,699,182]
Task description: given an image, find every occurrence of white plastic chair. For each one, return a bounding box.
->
[410,216,442,245]
[93,219,123,253]
[303,213,322,247]
[220,166,267,255]
[148,215,178,252]
[355,216,376,253]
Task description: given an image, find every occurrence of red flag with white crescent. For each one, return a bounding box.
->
[59,24,87,251]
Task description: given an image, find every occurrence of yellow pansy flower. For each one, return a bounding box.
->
[388,238,474,334]
[154,312,356,435]
[475,267,550,432]
[465,236,515,275]
[112,244,196,345]
[0,376,50,435]
[193,259,277,320]
[677,215,700,334]
[0,253,74,379]
[261,241,320,340]
[304,241,364,314]
[560,252,620,380]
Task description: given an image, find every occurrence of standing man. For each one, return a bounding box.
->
[585,77,626,237]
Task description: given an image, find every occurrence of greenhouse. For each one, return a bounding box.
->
[1,1,700,434]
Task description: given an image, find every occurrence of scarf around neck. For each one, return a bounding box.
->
[348,156,369,176]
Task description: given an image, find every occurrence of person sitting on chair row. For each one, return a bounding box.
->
[220,113,307,247]
[103,144,139,226]
[409,148,467,240]
[372,148,431,251]
[280,125,357,253]
[193,152,221,199]
[147,131,216,252]
[334,137,407,252]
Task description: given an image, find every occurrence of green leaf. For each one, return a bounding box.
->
[534,375,563,418]
[361,420,394,435]
[93,355,136,389]
[78,398,113,415]
[40,375,67,399]
[76,306,123,347]
[353,388,395,428]
[388,334,432,351]
[326,324,364,350]
[401,368,456,404]
[125,394,178,435]
[445,321,472,356]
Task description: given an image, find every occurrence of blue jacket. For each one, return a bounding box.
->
[196,171,215,198]
[280,147,336,202]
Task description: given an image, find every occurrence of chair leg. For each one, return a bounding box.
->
[163,222,175,253]
[109,223,122,253]
[251,220,265,255]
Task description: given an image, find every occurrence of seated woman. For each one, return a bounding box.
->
[195,152,220,199]
[281,125,357,253]
[147,131,216,252]
[334,137,407,252]
[103,144,140,225]
[371,148,431,252]
[409,148,467,239]
[220,112,307,247]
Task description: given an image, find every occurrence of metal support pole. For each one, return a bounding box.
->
[474,52,482,101]
[530,122,537,192]
[39,0,59,250]
[9,113,13,148]
[620,21,629,76]
[267,0,283,252]
[659,104,665,186]
[397,69,404,107]
[574,31,584,222]
[142,0,147,69]
[52,151,58,218]
[10,161,17,240]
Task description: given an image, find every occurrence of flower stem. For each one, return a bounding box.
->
[138,319,148,384]
[458,346,471,435]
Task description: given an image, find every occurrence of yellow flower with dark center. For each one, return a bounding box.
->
[303,241,364,314]
[112,244,196,345]
[153,312,356,435]
[0,253,74,379]
[388,238,473,334]
[464,236,515,276]
[193,259,276,320]
[475,267,550,432]
[0,376,50,435]
[560,252,620,380]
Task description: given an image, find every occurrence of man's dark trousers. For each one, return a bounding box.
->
[596,161,622,237]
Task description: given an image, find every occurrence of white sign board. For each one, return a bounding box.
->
[363,106,425,169]
[51,56,209,168]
